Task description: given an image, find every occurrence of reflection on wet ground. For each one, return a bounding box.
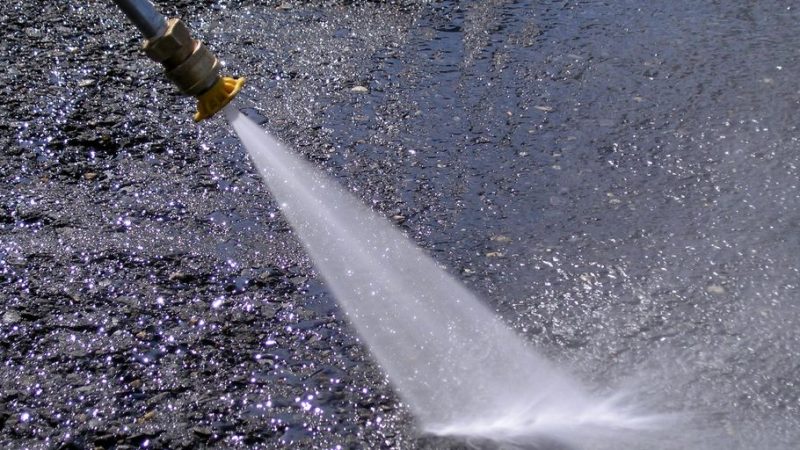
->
[1,0,798,448]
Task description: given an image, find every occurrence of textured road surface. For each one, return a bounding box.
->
[2,1,799,449]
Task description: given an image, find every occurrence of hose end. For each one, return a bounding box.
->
[141,18,244,122]
[194,76,246,122]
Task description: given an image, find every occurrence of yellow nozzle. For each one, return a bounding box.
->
[194,76,246,122]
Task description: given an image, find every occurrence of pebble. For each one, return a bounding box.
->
[485,252,504,258]
[350,85,369,94]
[78,79,96,87]
[706,284,726,295]
[535,105,553,112]
[260,305,278,320]
[2,310,22,325]
[192,427,212,437]
[257,358,276,368]
[258,268,281,284]
[490,235,511,243]
[289,275,307,286]
[169,271,193,282]
[147,392,170,406]
[75,385,94,394]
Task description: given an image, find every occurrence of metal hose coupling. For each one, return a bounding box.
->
[142,18,244,122]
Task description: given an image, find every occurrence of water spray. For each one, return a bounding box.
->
[111,2,670,445]
[112,0,244,121]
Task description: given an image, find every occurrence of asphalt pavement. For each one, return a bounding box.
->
[2,1,799,449]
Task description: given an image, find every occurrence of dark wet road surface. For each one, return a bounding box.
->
[2,1,799,448]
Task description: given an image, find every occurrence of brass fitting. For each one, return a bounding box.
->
[143,18,220,97]
[140,18,243,121]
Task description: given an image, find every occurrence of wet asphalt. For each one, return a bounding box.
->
[2,1,799,449]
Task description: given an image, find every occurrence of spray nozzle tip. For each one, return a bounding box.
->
[194,76,246,122]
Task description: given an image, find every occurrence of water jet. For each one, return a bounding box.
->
[223,105,667,446]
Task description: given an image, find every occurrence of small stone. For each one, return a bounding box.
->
[350,86,369,94]
[257,358,276,368]
[258,268,281,284]
[83,172,97,181]
[68,348,88,358]
[295,306,314,320]
[75,385,94,394]
[2,310,22,325]
[535,105,553,112]
[147,392,169,406]
[168,271,193,282]
[260,305,278,320]
[276,3,293,10]
[129,379,143,390]
[192,427,213,437]
[706,284,726,295]
[490,235,511,243]
[391,214,406,224]
[485,252,504,258]
[138,410,156,423]
[78,79,96,87]
[116,296,137,307]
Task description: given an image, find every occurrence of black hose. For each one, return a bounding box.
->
[112,0,167,39]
